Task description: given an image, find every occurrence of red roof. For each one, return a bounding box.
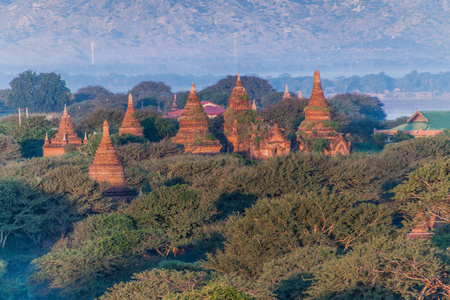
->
[204,106,226,115]
[163,102,224,118]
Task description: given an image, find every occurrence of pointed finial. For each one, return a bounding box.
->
[190,83,196,92]
[63,104,67,114]
[252,99,257,111]
[314,69,321,83]
[285,84,289,93]
[103,119,110,136]
[298,91,303,100]
[236,73,242,87]
[128,94,133,105]
[84,132,88,142]
[45,132,49,141]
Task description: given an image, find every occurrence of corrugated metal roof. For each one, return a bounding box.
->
[391,111,450,131]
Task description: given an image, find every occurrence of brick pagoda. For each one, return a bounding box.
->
[119,94,143,136]
[297,70,351,155]
[173,83,222,154]
[43,105,86,157]
[89,119,133,199]
[223,73,252,153]
[224,74,291,159]
[251,123,291,159]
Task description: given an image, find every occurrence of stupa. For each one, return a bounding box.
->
[227,73,251,112]
[297,70,351,155]
[43,105,86,157]
[282,84,291,101]
[173,83,222,154]
[119,94,144,136]
[89,120,133,199]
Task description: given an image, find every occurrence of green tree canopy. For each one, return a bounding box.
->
[7,70,71,113]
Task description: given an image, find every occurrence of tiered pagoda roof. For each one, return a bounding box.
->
[227,73,251,112]
[43,104,86,157]
[297,70,350,155]
[89,120,133,199]
[119,94,143,136]
[173,83,222,154]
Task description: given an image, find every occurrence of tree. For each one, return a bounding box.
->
[372,132,388,149]
[0,180,67,248]
[203,191,391,278]
[393,130,413,143]
[308,237,450,299]
[98,269,209,300]
[127,185,215,253]
[31,213,165,299]
[7,70,71,112]
[74,85,113,102]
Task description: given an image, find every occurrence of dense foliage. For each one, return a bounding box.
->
[7,70,71,113]
[1,75,450,300]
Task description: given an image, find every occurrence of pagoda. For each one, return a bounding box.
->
[227,73,251,111]
[119,94,143,136]
[223,74,291,158]
[251,124,291,159]
[282,84,291,101]
[43,105,86,157]
[89,120,133,199]
[223,73,253,153]
[173,83,222,154]
[297,70,351,155]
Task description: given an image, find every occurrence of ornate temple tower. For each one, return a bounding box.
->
[89,120,133,199]
[43,105,86,156]
[223,73,252,153]
[227,73,251,112]
[173,83,222,154]
[119,94,144,136]
[297,70,351,155]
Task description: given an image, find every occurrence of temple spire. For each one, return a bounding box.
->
[119,94,144,136]
[84,132,88,143]
[190,83,196,92]
[282,84,291,100]
[298,91,303,100]
[252,99,257,111]
[308,69,327,108]
[170,94,178,112]
[103,119,110,137]
[44,133,49,145]
[63,104,68,115]
[236,73,242,87]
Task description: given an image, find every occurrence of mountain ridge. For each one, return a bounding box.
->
[0,0,448,74]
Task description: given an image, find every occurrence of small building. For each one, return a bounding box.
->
[374,110,449,140]
[164,100,225,119]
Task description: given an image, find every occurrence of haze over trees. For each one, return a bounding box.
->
[0,71,450,299]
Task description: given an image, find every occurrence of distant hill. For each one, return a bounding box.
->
[0,0,448,75]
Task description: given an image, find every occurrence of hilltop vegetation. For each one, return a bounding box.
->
[1,73,450,299]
